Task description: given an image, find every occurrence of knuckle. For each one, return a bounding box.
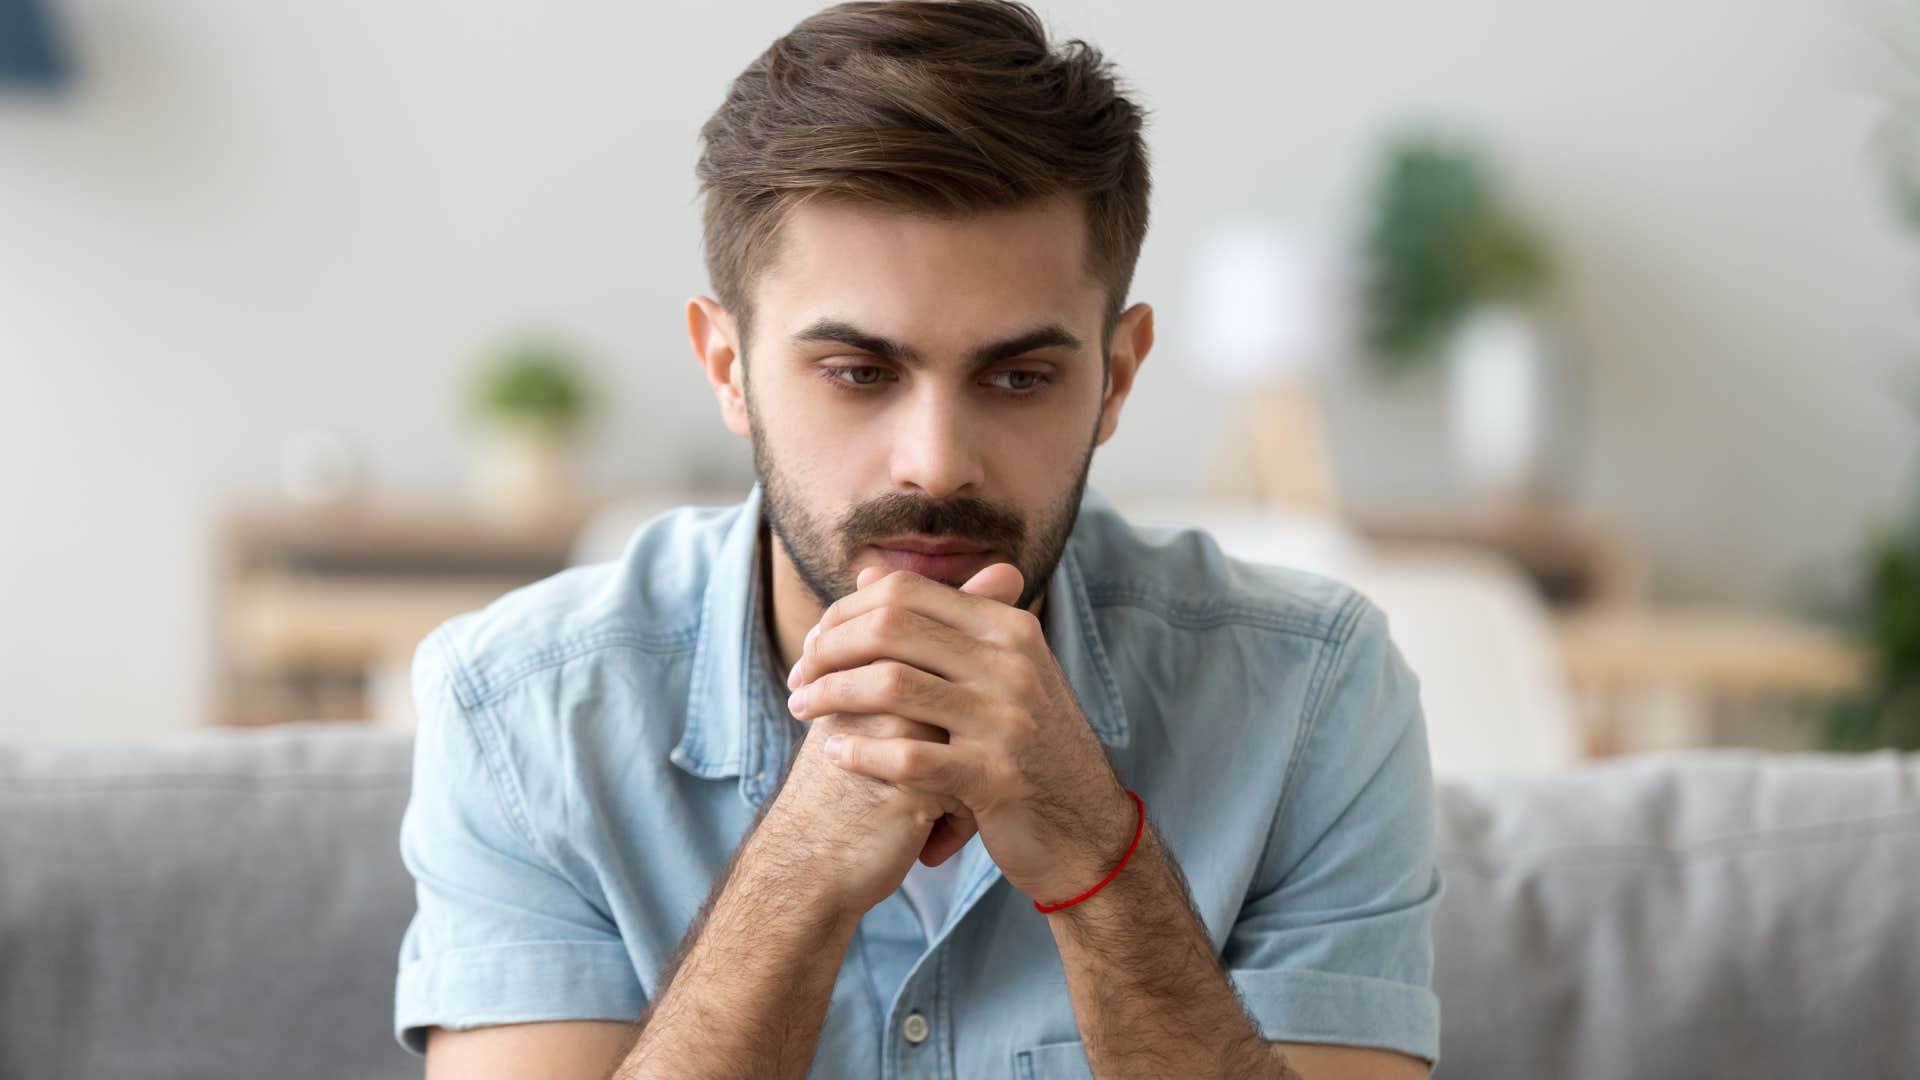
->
[873,604,910,640]
[996,700,1036,739]
[986,648,1024,685]
[808,672,835,709]
[877,659,916,698]
[895,741,927,774]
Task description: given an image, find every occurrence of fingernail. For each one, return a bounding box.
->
[805,623,820,648]
[788,688,807,716]
[825,733,844,761]
[787,659,802,689]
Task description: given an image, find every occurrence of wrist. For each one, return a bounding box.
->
[1045,821,1158,939]
[734,826,865,937]
[1034,786,1145,913]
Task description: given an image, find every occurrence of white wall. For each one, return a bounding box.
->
[1,0,1912,741]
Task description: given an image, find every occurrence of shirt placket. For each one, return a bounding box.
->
[875,830,1008,1080]
[879,940,950,1080]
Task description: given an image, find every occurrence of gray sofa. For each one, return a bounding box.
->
[2,723,1914,1080]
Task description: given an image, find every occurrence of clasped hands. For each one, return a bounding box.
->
[784,562,1136,906]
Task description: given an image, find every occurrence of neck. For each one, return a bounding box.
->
[761,522,1046,680]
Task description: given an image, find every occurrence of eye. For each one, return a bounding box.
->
[987,370,1050,395]
[819,365,894,390]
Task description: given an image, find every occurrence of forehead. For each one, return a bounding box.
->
[753,194,1102,347]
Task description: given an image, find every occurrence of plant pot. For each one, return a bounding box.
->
[469,420,582,525]
[1444,302,1568,508]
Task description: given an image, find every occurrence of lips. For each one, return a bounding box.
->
[870,542,996,580]
[872,534,992,555]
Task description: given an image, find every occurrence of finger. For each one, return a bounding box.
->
[815,565,1032,654]
[786,563,1031,691]
[960,562,1024,606]
[810,711,948,746]
[796,604,980,690]
[790,660,982,737]
[807,563,1020,686]
[919,810,978,867]
[826,733,981,804]
[787,557,944,684]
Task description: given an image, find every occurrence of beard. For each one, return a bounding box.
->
[746,385,1100,613]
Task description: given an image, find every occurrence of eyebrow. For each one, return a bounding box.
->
[790,318,1083,369]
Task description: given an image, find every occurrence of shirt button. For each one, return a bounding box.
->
[901,1011,930,1045]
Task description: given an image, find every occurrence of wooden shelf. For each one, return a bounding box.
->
[212,493,605,727]
[224,573,540,669]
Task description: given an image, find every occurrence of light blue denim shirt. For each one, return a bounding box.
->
[394,481,1444,1075]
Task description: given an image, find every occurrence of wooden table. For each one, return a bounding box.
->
[1552,607,1873,756]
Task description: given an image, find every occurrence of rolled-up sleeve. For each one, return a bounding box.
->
[393,627,646,1056]
[1223,594,1444,1067]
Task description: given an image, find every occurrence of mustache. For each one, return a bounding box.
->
[843,494,1024,550]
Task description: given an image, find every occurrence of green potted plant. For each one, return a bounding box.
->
[1359,132,1552,365]
[1357,129,1564,510]
[464,335,596,524]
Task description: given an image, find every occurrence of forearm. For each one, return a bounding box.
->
[610,831,856,1080]
[1046,823,1295,1079]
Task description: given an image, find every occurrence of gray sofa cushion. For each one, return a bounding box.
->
[0,723,417,1080]
[1,725,1915,1079]
[1432,747,1920,1079]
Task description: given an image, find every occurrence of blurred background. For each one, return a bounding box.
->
[5,0,1919,769]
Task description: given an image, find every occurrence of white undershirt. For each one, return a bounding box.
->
[899,846,967,944]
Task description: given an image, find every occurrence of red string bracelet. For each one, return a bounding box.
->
[1033,789,1145,914]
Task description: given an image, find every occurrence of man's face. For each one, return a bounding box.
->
[731,194,1121,612]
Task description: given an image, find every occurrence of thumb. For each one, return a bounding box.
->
[959,561,1024,606]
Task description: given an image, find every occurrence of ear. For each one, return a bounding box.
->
[1094,301,1152,447]
[687,295,751,440]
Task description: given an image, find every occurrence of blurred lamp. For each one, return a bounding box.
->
[1184,220,1345,514]
[0,0,67,88]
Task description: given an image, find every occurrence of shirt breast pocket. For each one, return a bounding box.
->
[1012,1037,1096,1080]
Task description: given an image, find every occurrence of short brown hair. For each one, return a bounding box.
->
[695,0,1152,362]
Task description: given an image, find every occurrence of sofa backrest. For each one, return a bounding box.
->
[0,724,419,1080]
[2,724,1916,1079]
[1432,747,1920,1078]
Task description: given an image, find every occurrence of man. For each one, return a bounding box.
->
[393,2,1443,1077]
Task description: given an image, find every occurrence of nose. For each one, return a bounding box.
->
[887,384,985,499]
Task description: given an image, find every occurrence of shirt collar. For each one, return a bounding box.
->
[672,480,1131,809]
